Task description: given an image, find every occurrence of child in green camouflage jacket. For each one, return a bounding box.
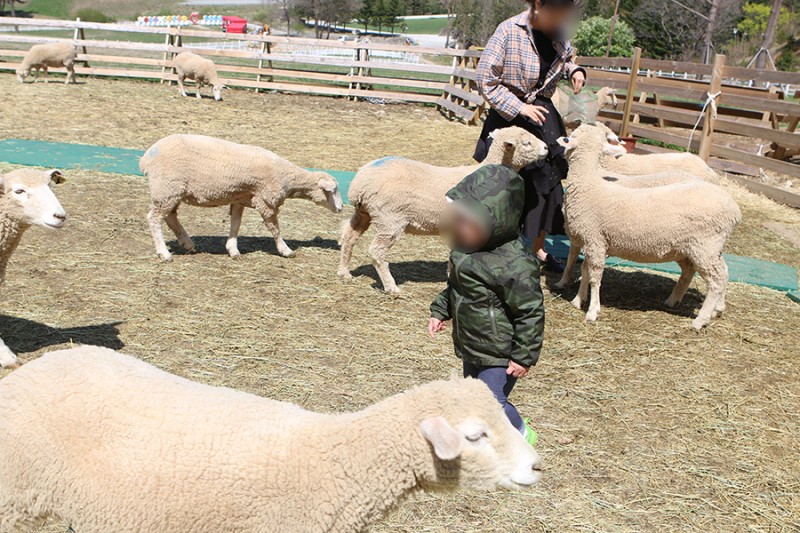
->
[429,164,544,446]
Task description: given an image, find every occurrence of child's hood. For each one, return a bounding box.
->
[445,164,525,250]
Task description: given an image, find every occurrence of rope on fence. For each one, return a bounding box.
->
[687,91,721,151]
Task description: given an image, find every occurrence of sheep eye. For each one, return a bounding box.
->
[466,431,488,443]
[13,189,25,195]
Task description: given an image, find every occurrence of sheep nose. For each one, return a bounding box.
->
[531,456,542,472]
[53,212,66,221]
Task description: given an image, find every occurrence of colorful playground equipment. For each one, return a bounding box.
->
[135,14,224,27]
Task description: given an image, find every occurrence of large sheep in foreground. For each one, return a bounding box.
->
[555,125,741,330]
[0,168,67,368]
[141,134,343,261]
[172,52,224,101]
[0,346,542,533]
[338,126,549,293]
[16,42,76,84]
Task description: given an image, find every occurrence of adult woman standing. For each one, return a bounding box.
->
[475,0,585,272]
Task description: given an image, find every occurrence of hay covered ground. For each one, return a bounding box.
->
[1,75,799,532]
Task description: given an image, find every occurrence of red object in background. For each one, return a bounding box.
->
[619,137,637,154]
[222,16,248,33]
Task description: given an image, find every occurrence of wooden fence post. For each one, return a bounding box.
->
[698,53,725,161]
[619,47,641,137]
[73,18,89,67]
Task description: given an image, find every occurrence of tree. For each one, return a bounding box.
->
[275,0,296,35]
[384,0,403,33]
[574,16,636,57]
[757,0,784,68]
[356,0,375,30]
[453,0,519,47]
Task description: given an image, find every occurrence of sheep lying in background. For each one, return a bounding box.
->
[555,125,741,330]
[0,169,67,368]
[0,346,542,532]
[172,52,224,101]
[339,127,548,293]
[141,134,343,261]
[16,42,76,84]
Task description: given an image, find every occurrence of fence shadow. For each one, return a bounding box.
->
[168,236,339,256]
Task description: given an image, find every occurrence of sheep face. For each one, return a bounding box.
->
[16,68,30,83]
[0,169,67,229]
[309,172,343,213]
[212,84,223,101]
[489,127,549,170]
[558,125,627,158]
[420,381,542,491]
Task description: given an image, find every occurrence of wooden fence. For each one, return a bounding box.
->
[0,19,799,190]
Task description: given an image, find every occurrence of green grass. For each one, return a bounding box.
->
[345,16,448,35]
[18,0,73,18]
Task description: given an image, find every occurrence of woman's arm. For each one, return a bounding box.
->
[476,24,526,121]
[564,42,587,93]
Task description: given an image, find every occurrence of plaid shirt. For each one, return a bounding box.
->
[477,10,583,121]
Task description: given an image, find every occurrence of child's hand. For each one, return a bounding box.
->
[507,361,529,378]
[428,317,446,339]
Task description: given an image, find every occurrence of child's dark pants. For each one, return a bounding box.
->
[463,360,523,431]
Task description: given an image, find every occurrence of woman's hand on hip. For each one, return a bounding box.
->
[520,104,549,125]
[571,71,585,94]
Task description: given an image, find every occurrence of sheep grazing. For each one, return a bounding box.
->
[172,52,224,101]
[141,134,343,261]
[338,126,548,293]
[0,169,67,368]
[16,42,76,84]
[555,124,741,330]
[0,346,542,532]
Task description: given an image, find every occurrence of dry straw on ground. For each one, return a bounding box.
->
[0,76,799,532]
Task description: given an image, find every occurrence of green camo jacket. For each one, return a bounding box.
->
[430,164,544,368]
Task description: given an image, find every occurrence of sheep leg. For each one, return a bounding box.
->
[665,258,696,308]
[555,240,582,289]
[177,75,188,98]
[226,204,245,259]
[368,228,403,294]
[65,62,75,84]
[164,211,195,252]
[713,259,729,318]
[196,80,203,99]
[255,204,294,258]
[42,67,48,83]
[337,208,371,280]
[0,337,18,368]
[571,258,590,310]
[692,256,727,330]
[584,255,606,323]
[147,207,173,262]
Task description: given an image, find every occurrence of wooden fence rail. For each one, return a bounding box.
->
[0,19,799,186]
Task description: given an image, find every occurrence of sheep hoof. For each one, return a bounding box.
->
[158,253,173,263]
[0,350,19,369]
[337,269,353,280]
[230,253,243,261]
[692,318,708,331]
[664,297,679,308]
[570,296,583,309]
[280,250,297,258]
[384,286,401,295]
[584,313,598,323]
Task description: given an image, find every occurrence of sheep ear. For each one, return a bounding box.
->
[49,169,66,184]
[603,143,626,157]
[420,416,463,461]
[318,177,337,192]
[503,139,517,150]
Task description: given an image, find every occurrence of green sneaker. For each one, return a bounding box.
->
[523,418,538,447]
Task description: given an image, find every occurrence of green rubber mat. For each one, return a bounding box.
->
[1,138,797,295]
[546,235,799,293]
[0,139,358,201]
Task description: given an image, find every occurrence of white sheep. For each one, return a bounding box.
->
[0,346,542,533]
[172,51,224,101]
[602,170,701,188]
[140,134,343,261]
[599,124,719,182]
[338,126,549,293]
[16,42,76,84]
[555,124,741,330]
[0,168,67,368]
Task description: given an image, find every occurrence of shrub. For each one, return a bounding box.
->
[573,16,635,57]
[74,8,115,23]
